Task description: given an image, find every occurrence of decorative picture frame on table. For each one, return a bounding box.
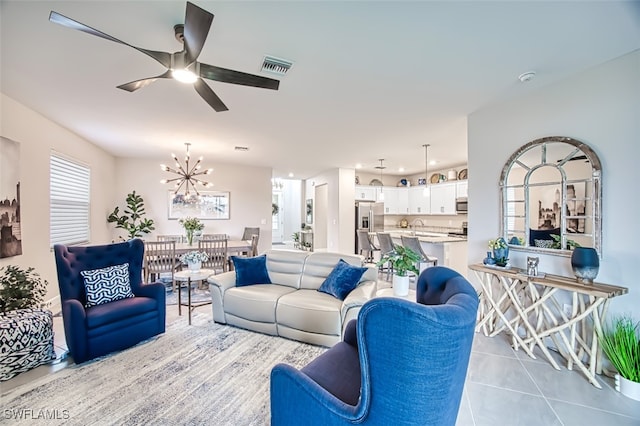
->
[168,191,230,220]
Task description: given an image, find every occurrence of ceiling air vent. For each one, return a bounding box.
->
[234,146,249,151]
[261,56,293,76]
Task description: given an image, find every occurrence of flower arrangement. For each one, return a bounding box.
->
[488,238,508,250]
[179,217,204,232]
[179,250,209,265]
[179,217,204,245]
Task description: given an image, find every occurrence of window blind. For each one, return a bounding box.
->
[50,153,90,246]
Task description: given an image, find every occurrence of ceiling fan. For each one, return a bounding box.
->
[49,1,280,112]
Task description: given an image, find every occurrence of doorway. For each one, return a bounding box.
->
[314,184,328,250]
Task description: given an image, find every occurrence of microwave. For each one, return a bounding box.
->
[455,198,468,213]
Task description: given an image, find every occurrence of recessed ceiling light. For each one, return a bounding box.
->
[355,163,362,169]
[398,167,404,172]
[288,172,294,178]
[429,160,437,166]
[518,71,536,83]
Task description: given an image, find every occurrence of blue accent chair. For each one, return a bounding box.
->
[53,239,166,364]
[270,266,479,426]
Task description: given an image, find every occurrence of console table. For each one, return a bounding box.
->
[469,263,627,388]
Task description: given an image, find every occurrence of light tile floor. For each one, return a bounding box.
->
[3,264,640,425]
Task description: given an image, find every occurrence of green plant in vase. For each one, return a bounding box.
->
[0,265,48,313]
[107,191,155,240]
[179,216,204,245]
[598,315,640,400]
[488,237,509,267]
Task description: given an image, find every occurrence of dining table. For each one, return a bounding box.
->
[174,240,252,256]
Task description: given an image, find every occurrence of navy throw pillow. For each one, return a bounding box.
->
[231,254,272,287]
[318,259,367,300]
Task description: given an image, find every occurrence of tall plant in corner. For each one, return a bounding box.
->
[107,191,155,240]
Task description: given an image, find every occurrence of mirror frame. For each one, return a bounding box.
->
[500,136,602,257]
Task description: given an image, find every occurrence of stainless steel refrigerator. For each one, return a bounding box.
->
[355,201,385,254]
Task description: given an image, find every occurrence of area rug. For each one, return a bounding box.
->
[1,314,326,425]
[164,285,211,306]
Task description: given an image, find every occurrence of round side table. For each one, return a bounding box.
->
[375,287,416,302]
[174,269,215,325]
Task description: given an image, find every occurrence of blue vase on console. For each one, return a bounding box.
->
[571,247,599,283]
[483,251,496,265]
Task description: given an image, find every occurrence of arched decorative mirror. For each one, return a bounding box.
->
[500,136,602,256]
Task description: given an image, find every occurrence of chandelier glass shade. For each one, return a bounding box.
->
[160,143,213,196]
[376,159,385,202]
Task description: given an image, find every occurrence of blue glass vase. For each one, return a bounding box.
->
[483,251,496,265]
[571,247,599,283]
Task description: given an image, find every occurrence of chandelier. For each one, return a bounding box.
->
[160,143,213,196]
[375,158,386,201]
[423,144,430,195]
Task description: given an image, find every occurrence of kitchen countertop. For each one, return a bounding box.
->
[379,229,467,244]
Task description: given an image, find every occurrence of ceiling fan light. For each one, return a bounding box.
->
[172,69,197,84]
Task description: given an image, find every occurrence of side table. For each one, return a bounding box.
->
[174,269,215,325]
[375,287,416,302]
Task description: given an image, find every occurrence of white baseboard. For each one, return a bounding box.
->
[42,295,61,315]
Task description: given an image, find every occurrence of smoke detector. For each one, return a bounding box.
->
[261,56,293,76]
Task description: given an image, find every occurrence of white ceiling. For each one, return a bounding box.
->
[1,1,639,180]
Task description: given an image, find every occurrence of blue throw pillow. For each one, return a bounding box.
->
[231,254,272,287]
[80,263,134,308]
[318,259,368,300]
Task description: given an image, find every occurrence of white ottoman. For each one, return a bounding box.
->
[0,308,55,381]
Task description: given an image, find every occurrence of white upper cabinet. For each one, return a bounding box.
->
[409,187,431,214]
[456,181,468,198]
[355,185,378,201]
[382,187,409,214]
[430,182,457,214]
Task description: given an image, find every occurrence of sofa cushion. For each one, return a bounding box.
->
[225,284,296,323]
[299,252,365,290]
[265,249,309,289]
[276,290,342,336]
[318,259,368,300]
[231,255,272,287]
[80,263,134,308]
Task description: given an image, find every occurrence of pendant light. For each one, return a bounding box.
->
[376,159,386,202]
[423,144,430,196]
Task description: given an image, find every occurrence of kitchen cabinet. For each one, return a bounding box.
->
[382,187,409,214]
[430,182,456,214]
[456,181,468,198]
[355,185,378,201]
[409,187,430,214]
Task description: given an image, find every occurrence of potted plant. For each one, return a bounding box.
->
[107,191,155,240]
[598,315,640,401]
[376,244,420,296]
[179,250,209,272]
[0,265,48,313]
[488,237,509,267]
[179,217,204,246]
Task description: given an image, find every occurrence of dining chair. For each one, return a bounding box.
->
[201,233,228,240]
[357,230,379,264]
[400,235,438,274]
[157,234,184,243]
[144,241,177,291]
[249,234,259,256]
[376,232,395,280]
[198,238,228,275]
[241,227,260,241]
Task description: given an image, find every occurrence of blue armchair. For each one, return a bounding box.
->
[270,266,479,426]
[53,239,165,364]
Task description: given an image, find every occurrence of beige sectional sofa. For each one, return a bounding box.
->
[207,249,378,347]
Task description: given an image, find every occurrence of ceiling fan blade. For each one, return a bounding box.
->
[117,70,172,92]
[199,63,280,90]
[194,79,228,112]
[183,2,214,65]
[49,11,171,68]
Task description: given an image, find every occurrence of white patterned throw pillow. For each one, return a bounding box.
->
[80,263,135,308]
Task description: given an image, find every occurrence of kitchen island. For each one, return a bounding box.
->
[374,229,468,276]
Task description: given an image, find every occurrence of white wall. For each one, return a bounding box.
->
[0,93,117,301]
[305,168,356,254]
[281,179,302,243]
[468,50,640,316]
[114,158,273,254]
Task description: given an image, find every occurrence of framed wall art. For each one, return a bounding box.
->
[0,136,22,258]
[168,191,230,220]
